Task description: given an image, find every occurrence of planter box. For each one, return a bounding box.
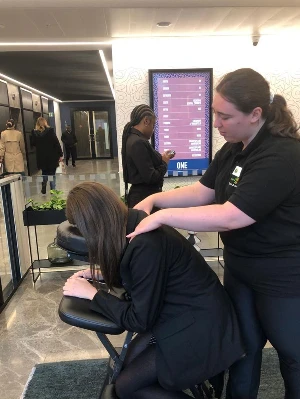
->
[23,208,67,226]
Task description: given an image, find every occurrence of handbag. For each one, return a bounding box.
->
[56,161,66,174]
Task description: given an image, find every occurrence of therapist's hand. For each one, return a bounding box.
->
[127,213,162,239]
[63,276,97,300]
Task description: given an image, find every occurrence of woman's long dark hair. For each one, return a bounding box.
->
[66,182,128,289]
[121,104,155,185]
[216,68,299,140]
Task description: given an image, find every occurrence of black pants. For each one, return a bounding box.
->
[65,145,77,166]
[115,332,191,398]
[127,185,161,209]
[224,267,300,399]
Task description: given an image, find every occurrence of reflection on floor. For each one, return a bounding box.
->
[0,159,226,399]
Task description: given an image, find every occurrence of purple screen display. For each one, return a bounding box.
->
[151,70,212,175]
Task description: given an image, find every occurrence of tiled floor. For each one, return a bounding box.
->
[0,159,225,399]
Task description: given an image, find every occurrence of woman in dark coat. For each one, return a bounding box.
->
[63,182,244,399]
[31,117,63,194]
[122,104,175,208]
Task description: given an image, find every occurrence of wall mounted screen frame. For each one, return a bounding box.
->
[149,68,213,177]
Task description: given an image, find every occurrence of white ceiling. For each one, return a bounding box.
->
[0,3,299,44]
[1,0,300,7]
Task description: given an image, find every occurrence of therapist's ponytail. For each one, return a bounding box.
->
[267,94,299,140]
[216,68,300,141]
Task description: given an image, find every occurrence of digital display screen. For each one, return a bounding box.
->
[149,69,213,176]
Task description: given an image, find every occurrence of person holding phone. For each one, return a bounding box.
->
[121,104,175,208]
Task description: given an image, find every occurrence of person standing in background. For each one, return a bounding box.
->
[122,104,175,209]
[31,116,63,194]
[61,124,77,167]
[0,119,26,176]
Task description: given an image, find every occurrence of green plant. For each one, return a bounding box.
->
[120,194,126,204]
[28,190,67,211]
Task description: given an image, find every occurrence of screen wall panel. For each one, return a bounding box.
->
[20,89,33,110]
[23,110,34,133]
[41,97,48,114]
[7,83,20,109]
[0,106,10,131]
[32,93,42,113]
[0,82,9,106]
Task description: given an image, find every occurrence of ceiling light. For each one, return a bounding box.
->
[0,41,112,46]
[99,50,115,100]
[157,22,171,28]
[0,72,62,102]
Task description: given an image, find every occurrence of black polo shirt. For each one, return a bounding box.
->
[201,123,300,296]
[125,128,167,188]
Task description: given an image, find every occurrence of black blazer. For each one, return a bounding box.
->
[31,127,63,170]
[125,128,167,188]
[61,130,77,148]
[91,209,244,390]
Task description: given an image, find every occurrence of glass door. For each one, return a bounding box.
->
[93,111,110,158]
[72,109,112,159]
[73,110,92,158]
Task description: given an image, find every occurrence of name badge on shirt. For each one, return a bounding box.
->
[229,165,242,187]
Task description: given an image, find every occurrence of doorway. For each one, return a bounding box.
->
[72,110,112,159]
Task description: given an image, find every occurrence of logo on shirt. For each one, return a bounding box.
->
[229,166,242,187]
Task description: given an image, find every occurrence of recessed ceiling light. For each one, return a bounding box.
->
[0,72,62,102]
[157,22,171,28]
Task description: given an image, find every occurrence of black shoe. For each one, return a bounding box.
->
[72,164,76,167]
[66,162,68,166]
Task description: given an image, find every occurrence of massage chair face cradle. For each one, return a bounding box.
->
[57,221,216,399]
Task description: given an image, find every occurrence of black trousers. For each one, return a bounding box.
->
[65,145,77,166]
[224,267,300,399]
[127,185,162,209]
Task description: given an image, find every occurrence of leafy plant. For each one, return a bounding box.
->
[28,190,66,211]
[120,195,126,204]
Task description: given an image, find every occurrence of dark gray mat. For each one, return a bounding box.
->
[258,348,284,398]
[21,349,285,399]
[21,359,108,399]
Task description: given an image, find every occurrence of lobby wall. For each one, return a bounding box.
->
[112,35,300,189]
